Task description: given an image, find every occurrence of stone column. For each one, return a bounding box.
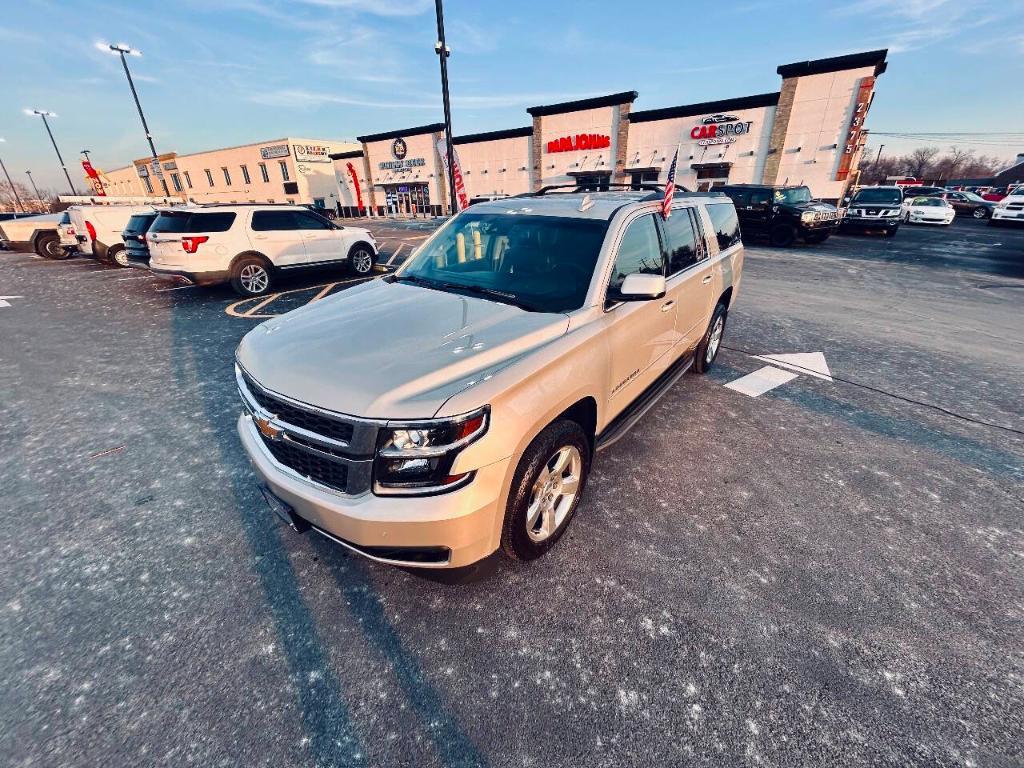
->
[760,77,798,185]
[360,143,377,216]
[432,129,449,215]
[530,115,543,192]
[613,102,632,186]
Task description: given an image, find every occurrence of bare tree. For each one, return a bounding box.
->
[0,180,33,213]
[905,147,940,178]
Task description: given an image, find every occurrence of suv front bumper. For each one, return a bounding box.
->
[238,413,508,568]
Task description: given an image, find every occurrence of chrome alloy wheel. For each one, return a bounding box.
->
[706,315,724,363]
[113,248,130,267]
[526,445,582,542]
[352,248,373,274]
[240,263,270,294]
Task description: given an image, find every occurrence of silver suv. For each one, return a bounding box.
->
[236,187,744,568]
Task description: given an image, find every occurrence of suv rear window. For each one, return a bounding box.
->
[706,203,741,250]
[125,213,157,234]
[150,211,236,233]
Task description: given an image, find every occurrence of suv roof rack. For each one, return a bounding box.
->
[192,202,308,208]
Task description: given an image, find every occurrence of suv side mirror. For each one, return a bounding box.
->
[613,273,666,301]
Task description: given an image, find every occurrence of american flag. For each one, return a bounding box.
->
[662,148,678,219]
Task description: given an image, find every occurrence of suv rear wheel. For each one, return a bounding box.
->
[501,419,590,561]
[770,224,797,247]
[231,255,273,296]
[349,244,375,276]
[36,232,63,259]
[108,245,129,268]
[693,303,727,374]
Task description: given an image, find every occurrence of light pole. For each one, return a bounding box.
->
[433,0,458,216]
[25,170,43,210]
[24,109,77,196]
[98,41,170,196]
[0,138,25,215]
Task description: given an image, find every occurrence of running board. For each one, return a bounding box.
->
[595,354,693,452]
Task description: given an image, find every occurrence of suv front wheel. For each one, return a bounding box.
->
[348,244,375,276]
[231,255,273,296]
[501,419,590,561]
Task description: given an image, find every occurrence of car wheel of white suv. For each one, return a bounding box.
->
[349,244,375,276]
[501,419,590,561]
[231,255,273,297]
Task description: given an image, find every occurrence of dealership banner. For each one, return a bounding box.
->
[345,162,365,211]
[293,144,331,163]
[436,139,469,211]
[81,159,106,196]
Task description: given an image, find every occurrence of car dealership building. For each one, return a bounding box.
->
[333,49,888,217]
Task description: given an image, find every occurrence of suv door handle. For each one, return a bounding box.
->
[661,300,675,312]
[702,275,712,284]
[253,234,268,240]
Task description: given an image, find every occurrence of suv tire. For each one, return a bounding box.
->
[348,244,375,276]
[770,224,797,247]
[693,303,727,374]
[501,419,590,562]
[231,255,273,297]
[108,244,129,268]
[36,232,63,259]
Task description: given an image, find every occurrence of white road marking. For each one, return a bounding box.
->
[0,295,24,308]
[724,366,799,397]
[155,284,197,292]
[752,352,833,381]
[115,275,156,281]
[386,244,405,265]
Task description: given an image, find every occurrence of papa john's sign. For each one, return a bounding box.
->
[546,133,611,153]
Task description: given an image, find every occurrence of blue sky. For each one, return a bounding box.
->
[1,0,1022,191]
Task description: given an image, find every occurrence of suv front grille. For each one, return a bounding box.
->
[259,434,349,492]
[242,373,354,444]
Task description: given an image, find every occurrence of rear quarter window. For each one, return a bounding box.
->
[705,203,741,250]
[150,211,235,233]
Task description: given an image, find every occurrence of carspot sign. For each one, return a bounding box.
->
[0,295,23,308]
[752,352,832,381]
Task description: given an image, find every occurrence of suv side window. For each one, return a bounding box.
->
[664,209,700,275]
[251,210,299,231]
[706,203,741,250]
[750,189,771,207]
[727,189,750,207]
[293,212,333,230]
[608,214,664,296]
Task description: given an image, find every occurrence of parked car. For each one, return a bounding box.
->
[989,188,1024,226]
[902,196,955,225]
[939,190,995,220]
[900,186,948,199]
[0,212,62,256]
[840,186,903,237]
[68,204,155,266]
[717,183,839,246]
[234,188,744,568]
[121,211,159,269]
[146,204,378,296]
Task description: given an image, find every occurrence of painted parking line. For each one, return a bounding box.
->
[386,244,405,265]
[115,274,157,281]
[225,275,378,319]
[155,284,198,292]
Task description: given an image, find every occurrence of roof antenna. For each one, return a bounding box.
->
[578,194,594,212]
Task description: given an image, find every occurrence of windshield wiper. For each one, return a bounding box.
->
[396,274,540,311]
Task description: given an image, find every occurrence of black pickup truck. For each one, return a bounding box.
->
[716,184,841,246]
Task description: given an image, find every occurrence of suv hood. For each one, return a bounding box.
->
[783,200,838,213]
[236,278,570,419]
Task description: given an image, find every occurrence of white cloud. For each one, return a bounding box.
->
[294,0,433,15]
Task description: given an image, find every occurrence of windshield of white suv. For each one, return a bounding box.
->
[396,212,609,313]
[773,187,813,204]
[852,188,902,204]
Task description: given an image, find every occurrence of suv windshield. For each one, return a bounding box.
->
[150,210,236,233]
[852,188,902,204]
[773,187,812,204]
[397,212,609,313]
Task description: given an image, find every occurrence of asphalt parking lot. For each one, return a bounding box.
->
[2,217,1022,767]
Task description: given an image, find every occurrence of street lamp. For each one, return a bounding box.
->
[25,170,43,209]
[0,138,26,214]
[24,109,77,196]
[97,41,170,196]
[433,0,458,216]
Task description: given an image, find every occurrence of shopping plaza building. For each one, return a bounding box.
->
[333,49,888,217]
[99,137,359,208]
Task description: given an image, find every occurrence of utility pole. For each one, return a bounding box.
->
[874,144,885,164]
[25,170,43,209]
[433,0,458,216]
[0,139,25,214]
[103,42,170,196]
[25,110,77,195]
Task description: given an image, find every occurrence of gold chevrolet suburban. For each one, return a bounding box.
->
[236,187,744,568]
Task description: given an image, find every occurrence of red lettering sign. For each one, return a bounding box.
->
[546,134,611,153]
[836,76,875,181]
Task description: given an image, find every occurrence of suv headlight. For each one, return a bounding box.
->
[374,406,489,495]
[997,199,1010,209]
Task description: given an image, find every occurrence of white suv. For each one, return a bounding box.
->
[147,205,378,296]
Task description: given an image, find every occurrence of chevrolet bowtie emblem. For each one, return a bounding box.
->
[255,415,282,440]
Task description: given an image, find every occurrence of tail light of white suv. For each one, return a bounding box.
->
[181,235,209,253]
